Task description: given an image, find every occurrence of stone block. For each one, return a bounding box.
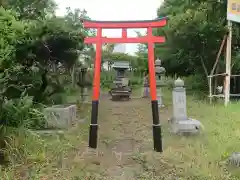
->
[169,118,203,135]
[44,104,77,129]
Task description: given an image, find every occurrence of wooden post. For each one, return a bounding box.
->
[209,76,212,104]
[147,27,162,152]
[225,20,232,106]
[89,28,102,148]
[210,35,227,76]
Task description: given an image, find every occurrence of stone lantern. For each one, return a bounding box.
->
[155,58,166,107]
[78,65,88,103]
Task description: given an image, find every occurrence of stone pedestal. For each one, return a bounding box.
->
[169,118,202,134]
[156,80,164,107]
[154,58,165,107]
[44,104,77,129]
[80,87,89,103]
[169,78,203,135]
[83,87,89,102]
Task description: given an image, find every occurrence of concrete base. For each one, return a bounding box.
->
[169,118,203,135]
[44,104,77,129]
[227,152,240,167]
[35,130,65,135]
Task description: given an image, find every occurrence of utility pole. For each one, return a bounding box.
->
[224,20,232,106]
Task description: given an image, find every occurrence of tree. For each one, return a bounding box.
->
[0,2,93,164]
[1,0,56,20]
[63,7,93,87]
[153,0,240,91]
[0,7,85,104]
[135,31,149,75]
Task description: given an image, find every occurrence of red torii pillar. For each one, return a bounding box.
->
[82,18,167,152]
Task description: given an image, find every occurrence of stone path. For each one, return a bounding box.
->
[76,97,177,179]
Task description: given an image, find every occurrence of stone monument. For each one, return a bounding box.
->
[155,58,166,107]
[44,104,77,129]
[169,78,203,134]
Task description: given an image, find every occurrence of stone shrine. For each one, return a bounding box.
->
[109,61,132,101]
[169,78,203,134]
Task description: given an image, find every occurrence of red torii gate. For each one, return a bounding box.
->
[82,17,167,152]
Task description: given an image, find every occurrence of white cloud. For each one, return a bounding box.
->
[55,0,164,54]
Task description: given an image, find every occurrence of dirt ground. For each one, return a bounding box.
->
[75,95,178,180]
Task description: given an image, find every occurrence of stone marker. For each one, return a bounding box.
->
[169,78,203,134]
[155,58,166,107]
[44,104,77,129]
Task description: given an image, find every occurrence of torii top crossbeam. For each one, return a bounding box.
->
[82,18,167,44]
[82,18,167,28]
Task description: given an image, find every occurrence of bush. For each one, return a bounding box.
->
[47,92,67,105]
[183,75,207,90]
[183,75,208,99]
[0,95,46,129]
[0,93,46,164]
[129,78,142,88]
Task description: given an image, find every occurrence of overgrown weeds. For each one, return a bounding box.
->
[0,92,47,165]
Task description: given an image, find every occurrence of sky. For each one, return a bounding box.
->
[55,0,163,55]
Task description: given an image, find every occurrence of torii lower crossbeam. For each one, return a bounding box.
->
[85,36,165,44]
[82,17,167,153]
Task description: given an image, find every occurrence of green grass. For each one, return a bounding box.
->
[160,90,240,179]
[0,102,92,180]
[1,89,240,179]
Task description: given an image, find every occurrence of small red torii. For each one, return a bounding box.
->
[82,17,167,152]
